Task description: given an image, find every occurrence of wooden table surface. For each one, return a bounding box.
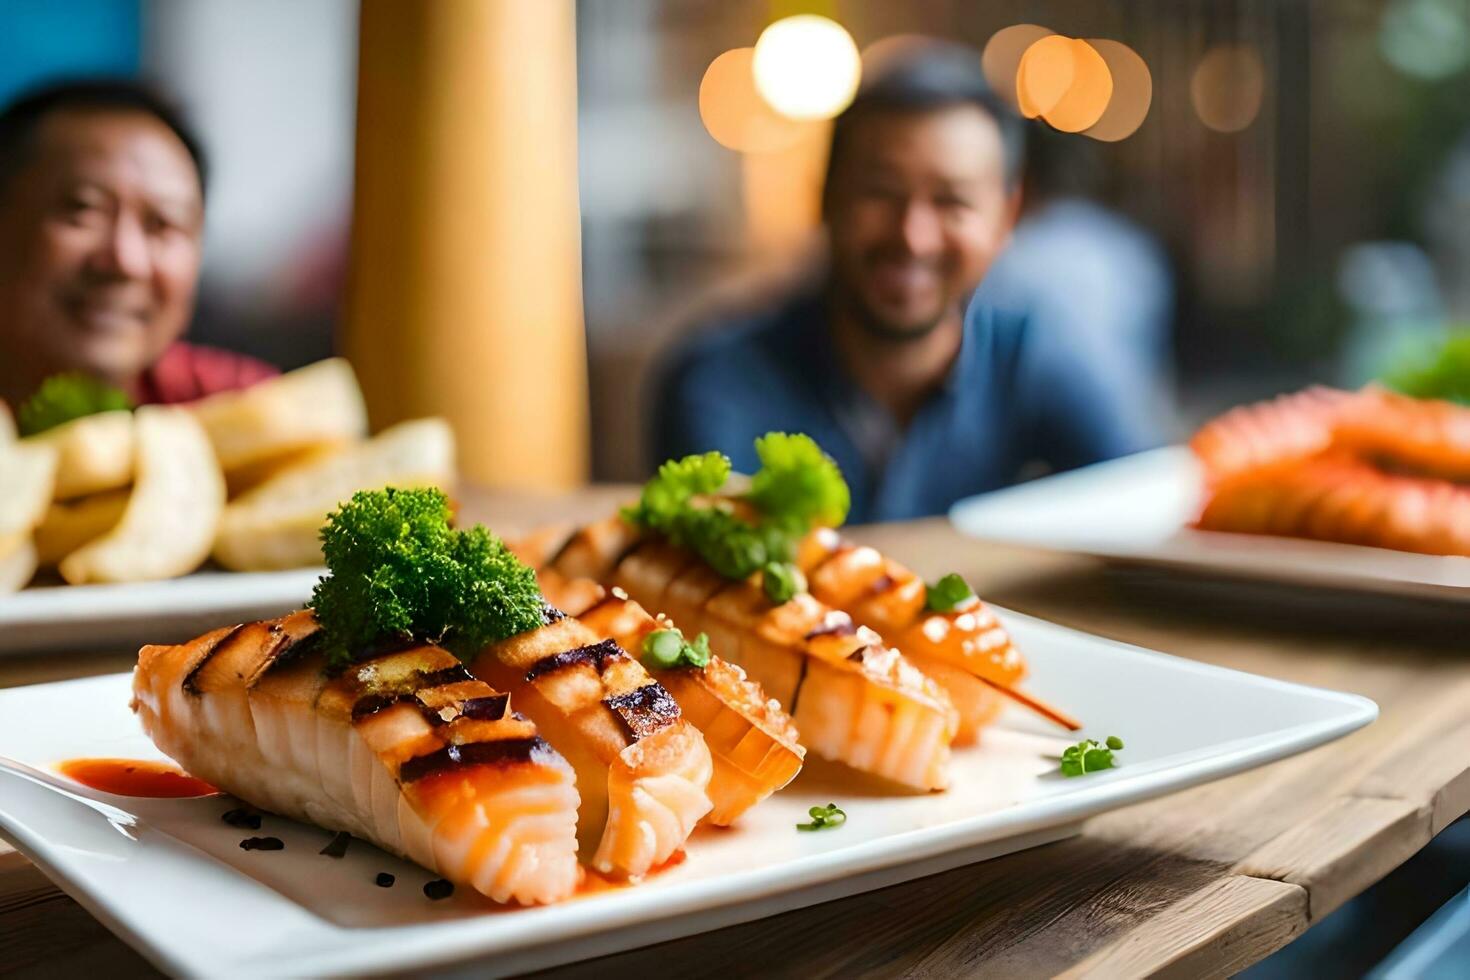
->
[2,489,1468,978]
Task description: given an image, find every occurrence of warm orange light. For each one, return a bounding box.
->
[1082,39,1152,141]
[1191,44,1265,133]
[1039,39,1112,132]
[699,47,806,153]
[982,24,1054,112]
[1016,34,1076,119]
[741,120,831,252]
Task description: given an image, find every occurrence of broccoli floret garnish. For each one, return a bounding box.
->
[18,373,133,436]
[623,432,850,586]
[308,487,545,668]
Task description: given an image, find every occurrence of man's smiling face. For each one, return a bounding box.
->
[825,103,1017,341]
[0,107,204,394]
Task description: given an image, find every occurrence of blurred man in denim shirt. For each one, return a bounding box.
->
[651,41,1165,522]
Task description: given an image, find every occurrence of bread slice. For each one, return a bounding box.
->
[60,406,225,584]
[190,358,368,472]
[213,417,456,571]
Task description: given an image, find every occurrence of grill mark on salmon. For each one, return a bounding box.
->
[524,638,624,682]
[181,622,250,695]
[398,736,557,782]
[605,683,681,740]
[786,657,810,716]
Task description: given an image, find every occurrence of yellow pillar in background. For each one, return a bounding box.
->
[343,0,588,489]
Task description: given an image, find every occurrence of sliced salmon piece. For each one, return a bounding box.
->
[572,538,957,791]
[469,610,712,877]
[795,529,1073,741]
[1195,455,1470,556]
[132,611,581,905]
[550,573,805,825]
[1333,387,1470,483]
[1190,386,1358,485]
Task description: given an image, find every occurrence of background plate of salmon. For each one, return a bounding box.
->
[0,607,1373,978]
[950,447,1470,601]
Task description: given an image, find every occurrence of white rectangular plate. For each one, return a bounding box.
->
[950,447,1470,601]
[0,609,1374,978]
[0,569,324,654]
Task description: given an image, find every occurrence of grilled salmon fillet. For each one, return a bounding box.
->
[538,520,957,791]
[132,610,581,905]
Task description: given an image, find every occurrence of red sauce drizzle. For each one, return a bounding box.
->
[574,849,688,897]
[58,758,218,798]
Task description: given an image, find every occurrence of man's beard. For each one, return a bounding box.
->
[837,286,950,343]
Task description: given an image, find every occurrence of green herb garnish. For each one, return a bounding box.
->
[625,433,849,584]
[1059,736,1124,777]
[747,432,850,530]
[925,573,976,612]
[761,561,806,605]
[308,487,545,668]
[640,627,711,670]
[796,803,847,831]
[18,373,132,436]
[1380,331,1470,405]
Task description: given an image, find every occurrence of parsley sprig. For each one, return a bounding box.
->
[308,488,545,668]
[1059,736,1124,777]
[625,433,849,587]
[796,803,847,831]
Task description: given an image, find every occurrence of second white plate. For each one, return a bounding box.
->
[950,447,1470,601]
[0,569,324,655]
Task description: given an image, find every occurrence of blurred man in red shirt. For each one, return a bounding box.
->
[0,80,276,409]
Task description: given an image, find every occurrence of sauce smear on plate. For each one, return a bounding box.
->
[58,758,218,798]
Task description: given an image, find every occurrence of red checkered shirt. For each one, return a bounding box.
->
[131,342,279,405]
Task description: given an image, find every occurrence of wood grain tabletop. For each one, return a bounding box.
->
[1,488,1466,979]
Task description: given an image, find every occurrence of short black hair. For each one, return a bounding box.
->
[823,39,1025,213]
[0,78,207,197]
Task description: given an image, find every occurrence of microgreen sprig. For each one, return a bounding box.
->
[641,628,712,670]
[925,573,976,613]
[796,802,847,832]
[1059,736,1124,777]
[762,561,807,605]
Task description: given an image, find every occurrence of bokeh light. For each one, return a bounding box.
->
[1016,34,1077,119]
[1082,39,1152,141]
[1191,44,1266,133]
[752,14,862,121]
[1379,0,1470,80]
[699,47,807,153]
[1037,38,1113,132]
[981,23,1054,111]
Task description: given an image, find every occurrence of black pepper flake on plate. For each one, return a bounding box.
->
[240,836,284,851]
[320,831,352,858]
[222,807,262,830]
[424,878,454,900]
[375,872,395,888]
